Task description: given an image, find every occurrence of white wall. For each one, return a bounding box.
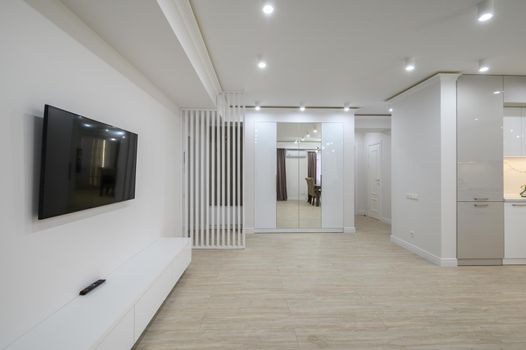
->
[245,110,355,233]
[390,74,458,266]
[355,130,391,223]
[0,2,183,347]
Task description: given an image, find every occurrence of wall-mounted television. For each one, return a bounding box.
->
[38,105,138,219]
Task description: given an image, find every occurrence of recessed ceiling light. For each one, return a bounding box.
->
[477,0,494,22]
[478,59,490,73]
[262,3,274,15]
[404,57,416,72]
[313,129,318,133]
[299,105,306,112]
[257,60,267,69]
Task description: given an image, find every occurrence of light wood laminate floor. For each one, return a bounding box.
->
[277,199,321,228]
[135,216,526,350]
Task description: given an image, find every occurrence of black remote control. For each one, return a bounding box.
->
[79,279,106,296]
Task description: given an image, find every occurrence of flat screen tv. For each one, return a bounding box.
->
[38,105,138,219]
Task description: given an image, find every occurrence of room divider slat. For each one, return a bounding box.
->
[182,92,244,249]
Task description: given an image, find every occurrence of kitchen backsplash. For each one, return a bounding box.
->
[504,157,526,196]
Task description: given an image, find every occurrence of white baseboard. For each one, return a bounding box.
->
[344,227,356,234]
[503,258,526,265]
[381,217,391,225]
[390,235,457,267]
[243,227,255,234]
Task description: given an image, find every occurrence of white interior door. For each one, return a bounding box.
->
[367,143,381,220]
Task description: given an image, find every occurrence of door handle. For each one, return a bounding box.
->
[474,197,489,201]
[474,204,489,208]
[512,204,526,207]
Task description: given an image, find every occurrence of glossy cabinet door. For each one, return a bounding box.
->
[504,202,526,260]
[457,75,504,201]
[458,202,504,261]
[503,107,523,156]
[321,123,344,229]
[504,76,526,104]
[254,122,277,229]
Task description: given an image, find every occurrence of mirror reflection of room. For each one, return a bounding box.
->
[276,123,322,229]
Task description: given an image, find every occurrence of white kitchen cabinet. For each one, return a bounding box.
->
[504,76,526,104]
[457,75,504,201]
[504,202,526,264]
[503,108,523,156]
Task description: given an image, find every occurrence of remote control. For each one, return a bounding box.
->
[79,279,106,296]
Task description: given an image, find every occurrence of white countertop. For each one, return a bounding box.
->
[504,194,526,202]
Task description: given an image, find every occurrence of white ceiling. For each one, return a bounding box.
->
[191,0,526,113]
[61,0,215,108]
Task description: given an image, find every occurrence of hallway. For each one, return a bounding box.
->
[135,217,526,349]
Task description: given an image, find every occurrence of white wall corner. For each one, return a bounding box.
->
[439,73,460,261]
[344,227,356,234]
[157,0,222,105]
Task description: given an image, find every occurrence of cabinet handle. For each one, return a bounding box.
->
[512,204,526,207]
[474,197,489,201]
[474,204,489,208]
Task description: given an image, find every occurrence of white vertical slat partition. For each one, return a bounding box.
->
[182,92,245,249]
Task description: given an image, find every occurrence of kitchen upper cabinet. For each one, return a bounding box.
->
[457,75,504,201]
[504,76,526,104]
[503,108,523,157]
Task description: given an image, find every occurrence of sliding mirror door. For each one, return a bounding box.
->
[276,123,322,230]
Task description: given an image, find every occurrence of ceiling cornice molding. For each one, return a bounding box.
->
[157,0,222,105]
[386,72,461,104]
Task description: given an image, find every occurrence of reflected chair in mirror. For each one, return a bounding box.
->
[305,177,321,207]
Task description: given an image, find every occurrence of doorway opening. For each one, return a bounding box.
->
[355,127,391,232]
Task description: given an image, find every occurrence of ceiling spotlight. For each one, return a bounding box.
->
[404,57,416,72]
[313,129,318,133]
[255,102,261,111]
[257,60,267,70]
[262,3,274,15]
[388,108,394,113]
[299,105,306,112]
[306,133,311,138]
[477,0,494,22]
[478,59,490,73]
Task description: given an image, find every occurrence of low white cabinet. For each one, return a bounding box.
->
[504,202,526,264]
[7,238,191,350]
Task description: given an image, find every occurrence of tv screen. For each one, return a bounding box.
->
[38,105,138,219]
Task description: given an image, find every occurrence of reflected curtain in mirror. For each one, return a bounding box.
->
[307,151,317,181]
[276,148,288,201]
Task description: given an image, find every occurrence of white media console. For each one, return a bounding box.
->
[7,238,191,350]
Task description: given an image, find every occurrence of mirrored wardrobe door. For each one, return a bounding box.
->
[276,123,300,228]
[299,123,322,229]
